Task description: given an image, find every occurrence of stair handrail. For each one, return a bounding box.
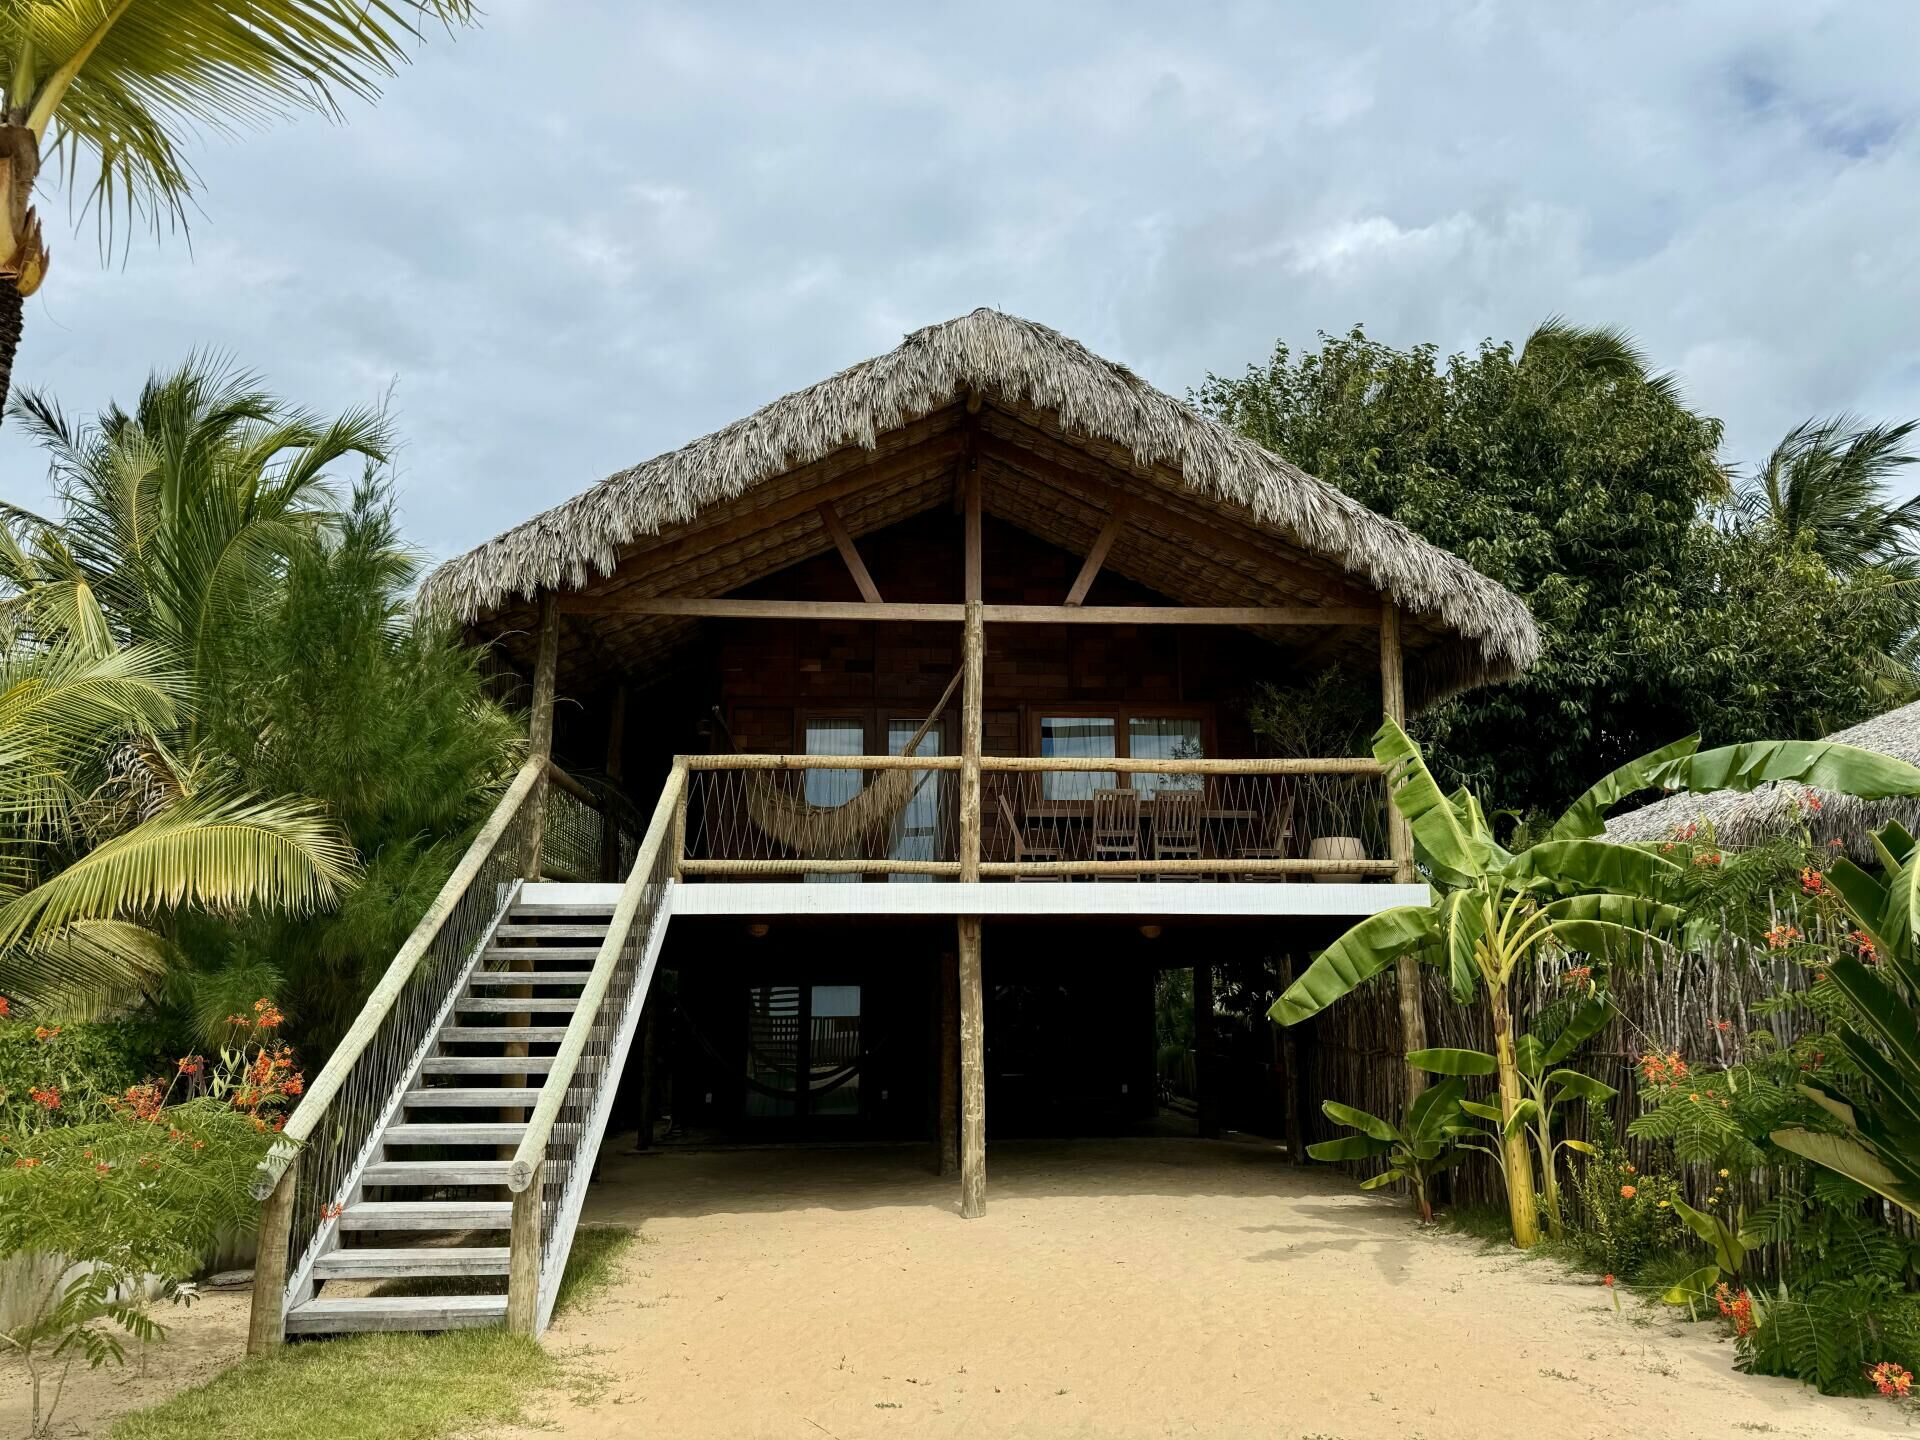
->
[251,753,548,1200]
[507,759,687,1195]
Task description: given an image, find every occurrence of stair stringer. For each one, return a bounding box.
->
[532,881,676,1333]
[283,878,525,1310]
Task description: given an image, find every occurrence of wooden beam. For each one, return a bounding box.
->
[246,1155,298,1353]
[976,434,1379,609]
[817,500,884,603]
[522,593,560,883]
[982,604,1378,626]
[1381,601,1429,1100]
[964,463,983,605]
[561,597,967,623]
[1064,503,1126,605]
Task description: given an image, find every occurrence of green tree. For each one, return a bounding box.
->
[0,638,353,1009]
[1197,324,1918,814]
[0,2,477,420]
[1272,717,1920,1248]
[1738,415,1920,573]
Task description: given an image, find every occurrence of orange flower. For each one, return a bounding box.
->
[27,1085,60,1111]
[13,1157,40,1169]
[1716,1284,1756,1337]
[177,1055,204,1076]
[321,1201,347,1221]
[32,1025,59,1042]
[1764,923,1801,950]
[1620,1184,1638,1199]
[1799,866,1825,895]
[1802,789,1824,814]
[0,995,10,1018]
[1871,1361,1913,1398]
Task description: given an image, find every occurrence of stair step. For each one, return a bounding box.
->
[468,970,593,986]
[484,945,604,961]
[363,1159,513,1186]
[494,923,610,939]
[313,1247,511,1280]
[456,996,581,1013]
[440,1026,572,1043]
[384,1122,528,1145]
[335,1200,511,1232]
[421,1055,558,1075]
[284,1293,507,1334]
[511,901,616,917]
[404,1087,545,1108]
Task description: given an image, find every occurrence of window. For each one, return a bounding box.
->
[743,982,862,1119]
[1129,716,1205,796]
[1039,714,1116,799]
[803,716,866,883]
[745,984,801,1117]
[887,717,946,881]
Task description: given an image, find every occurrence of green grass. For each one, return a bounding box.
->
[110,1330,559,1440]
[111,1226,639,1440]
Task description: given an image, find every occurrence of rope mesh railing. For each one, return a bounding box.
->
[678,755,1393,879]
[265,759,547,1299]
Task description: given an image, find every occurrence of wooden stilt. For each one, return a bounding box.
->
[1276,953,1303,1164]
[1194,960,1219,1139]
[634,996,658,1151]
[956,467,988,1218]
[599,683,627,880]
[506,1162,543,1335]
[939,949,959,1175]
[957,916,986,1218]
[1381,602,1428,1100]
[521,593,560,883]
[246,1155,298,1353]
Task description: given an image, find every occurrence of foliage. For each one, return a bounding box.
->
[1306,1076,1468,1225]
[0,636,356,1011]
[1740,1281,1920,1397]
[1246,666,1377,836]
[1410,994,1614,1238]
[0,1014,157,1132]
[0,1011,298,1435]
[1198,325,1919,815]
[1565,1111,1689,1279]
[1271,715,1920,1247]
[4,361,516,1048]
[1736,415,1920,575]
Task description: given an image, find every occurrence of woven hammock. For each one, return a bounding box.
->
[716,669,960,860]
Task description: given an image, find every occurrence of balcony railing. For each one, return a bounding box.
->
[676,754,1399,881]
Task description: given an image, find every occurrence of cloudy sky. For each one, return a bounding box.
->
[3,1,1917,559]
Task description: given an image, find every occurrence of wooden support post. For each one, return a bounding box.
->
[246,1155,298,1354]
[632,995,659,1151]
[1064,503,1126,606]
[956,467,988,1218]
[1276,953,1303,1164]
[671,778,689,881]
[1194,960,1219,1139]
[506,1164,543,1335]
[1381,602,1428,1099]
[522,593,560,883]
[598,684,627,881]
[939,949,960,1175]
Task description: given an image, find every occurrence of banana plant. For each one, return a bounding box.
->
[1409,996,1617,1239]
[1307,1076,1469,1225]
[1662,1198,1756,1311]
[1773,823,1920,1217]
[1273,718,1920,1248]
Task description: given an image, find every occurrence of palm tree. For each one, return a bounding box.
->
[2,355,388,718]
[0,1,477,419]
[0,637,354,1010]
[1738,414,1920,573]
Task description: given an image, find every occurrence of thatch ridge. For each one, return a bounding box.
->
[421,309,1539,691]
[1603,700,1920,858]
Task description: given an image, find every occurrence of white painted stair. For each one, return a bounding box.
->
[281,889,642,1337]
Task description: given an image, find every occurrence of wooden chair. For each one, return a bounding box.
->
[1151,787,1206,880]
[1090,787,1143,880]
[997,792,1063,881]
[1235,778,1296,880]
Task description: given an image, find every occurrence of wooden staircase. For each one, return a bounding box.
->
[282,891,632,1336]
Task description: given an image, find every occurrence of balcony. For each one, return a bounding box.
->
[672,754,1401,883]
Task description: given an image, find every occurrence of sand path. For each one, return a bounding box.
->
[522,1136,1911,1440]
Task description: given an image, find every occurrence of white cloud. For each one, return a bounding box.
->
[3,0,1918,559]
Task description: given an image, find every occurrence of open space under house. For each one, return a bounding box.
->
[243,310,1541,1344]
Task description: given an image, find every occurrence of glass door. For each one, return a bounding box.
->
[743,982,863,1120]
[803,715,866,882]
[887,716,946,880]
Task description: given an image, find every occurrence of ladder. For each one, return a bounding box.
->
[249,760,685,1343]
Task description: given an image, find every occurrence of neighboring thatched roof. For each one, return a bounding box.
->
[1604,700,1920,858]
[422,309,1539,703]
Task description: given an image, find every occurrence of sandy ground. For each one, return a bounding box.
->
[518,1136,1916,1440]
[0,1286,250,1438]
[8,1136,1914,1439]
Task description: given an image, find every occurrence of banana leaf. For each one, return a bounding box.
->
[1270,905,1436,1026]
[1372,717,1502,884]
[1547,733,1703,840]
[1322,1100,1396,1142]
[1408,1047,1497,1077]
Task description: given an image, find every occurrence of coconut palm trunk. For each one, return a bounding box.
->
[0,120,47,425]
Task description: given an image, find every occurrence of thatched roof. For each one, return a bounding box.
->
[1604,700,1920,857]
[421,309,1538,704]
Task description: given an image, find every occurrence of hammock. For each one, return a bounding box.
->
[713,668,961,860]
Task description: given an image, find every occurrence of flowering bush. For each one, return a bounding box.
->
[1566,1115,1688,1278]
[0,1001,300,1435]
